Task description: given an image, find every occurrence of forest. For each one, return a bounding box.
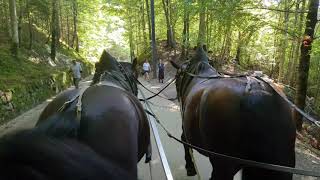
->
[0,0,319,133]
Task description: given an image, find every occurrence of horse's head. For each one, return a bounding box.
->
[91,50,120,85]
[170,47,217,100]
[91,50,138,95]
[119,57,139,80]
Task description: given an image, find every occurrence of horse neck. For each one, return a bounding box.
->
[178,61,217,104]
[100,71,137,95]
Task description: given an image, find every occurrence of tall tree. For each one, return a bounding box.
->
[145,0,152,43]
[72,0,79,52]
[286,0,300,84]
[17,0,23,47]
[128,14,135,61]
[293,0,319,131]
[197,0,206,48]
[277,0,291,82]
[162,0,175,48]
[4,0,12,38]
[181,0,190,60]
[26,0,33,49]
[50,0,59,61]
[141,1,147,50]
[290,0,306,86]
[66,7,70,49]
[9,0,19,55]
[150,0,158,78]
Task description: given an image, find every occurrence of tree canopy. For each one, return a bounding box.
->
[1,0,320,130]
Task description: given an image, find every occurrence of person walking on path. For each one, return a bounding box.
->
[142,60,151,81]
[158,59,165,83]
[70,60,82,89]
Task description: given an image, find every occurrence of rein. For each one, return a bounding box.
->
[144,107,320,178]
[178,61,320,127]
[138,61,320,177]
[185,72,247,79]
[255,76,320,127]
[136,78,177,102]
[117,62,138,95]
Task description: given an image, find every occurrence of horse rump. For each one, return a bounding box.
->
[0,129,133,180]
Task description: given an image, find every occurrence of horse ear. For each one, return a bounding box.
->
[170,61,180,69]
[132,57,138,69]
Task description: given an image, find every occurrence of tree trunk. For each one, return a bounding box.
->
[137,10,141,56]
[197,0,206,48]
[9,0,19,55]
[128,7,135,61]
[17,0,22,47]
[26,0,32,49]
[150,0,158,79]
[141,1,147,50]
[206,9,212,50]
[45,18,51,44]
[66,9,70,49]
[220,26,231,61]
[181,0,190,60]
[129,27,135,61]
[293,0,319,131]
[170,0,176,49]
[145,0,152,45]
[273,3,284,79]
[59,0,63,42]
[72,0,79,52]
[286,0,300,84]
[50,0,58,61]
[4,0,12,38]
[162,0,175,48]
[235,32,242,65]
[0,0,4,29]
[278,0,290,82]
[290,0,306,87]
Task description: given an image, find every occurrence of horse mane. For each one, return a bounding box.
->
[91,50,138,95]
[100,50,121,72]
[92,50,121,85]
[0,129,132,180]
[191,46,209,63]
[176,47,218,99]
[188,47,216,74]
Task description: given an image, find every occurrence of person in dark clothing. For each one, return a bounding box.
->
[158,59,165,83]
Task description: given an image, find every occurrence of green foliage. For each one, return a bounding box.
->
[0,34,91,124]
[1,0,320,120]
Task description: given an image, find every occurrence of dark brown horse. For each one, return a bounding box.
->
[0,129,132,180]
[170,47,296,180]
[36,50,151,179]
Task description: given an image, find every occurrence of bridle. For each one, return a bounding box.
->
[99,62,138,96]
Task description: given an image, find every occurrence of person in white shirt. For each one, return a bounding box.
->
[142,60,151,81]
[70,60,82,89]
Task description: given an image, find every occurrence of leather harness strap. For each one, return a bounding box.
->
[58,82,124,122]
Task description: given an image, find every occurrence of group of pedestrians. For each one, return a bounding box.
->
[69,58,166,90]
[142,59,165,83]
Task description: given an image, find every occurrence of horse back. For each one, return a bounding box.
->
[37,88,80,124]
[184,78,296,166]
[79,85,147,176]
